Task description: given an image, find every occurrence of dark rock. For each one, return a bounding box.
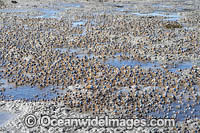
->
[114,5,124,8]
[164,22,183,29]
[11,1,18,4]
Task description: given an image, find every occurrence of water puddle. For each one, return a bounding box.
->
[110,3,180,21]
[132,11,181,21]
[115,88,129,94]
[2,86,60,101]
[0,112,16,126]
[168,61,199,73]
[178,8,195,12]
[152,4,172,9]
[0,3,84,19]
[115,8,132,14]
[72,21,86,27]
[60,3,83,8]
[76,53,95,58]
[104,57,197,73]
[69,48,83,53]
[33,8,61,19]
[104,58,160,69]
[0,79,65,100]
[0,79,13,89]
[69,48,95,58]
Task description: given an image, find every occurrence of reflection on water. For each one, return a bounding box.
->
[0,79,64,100]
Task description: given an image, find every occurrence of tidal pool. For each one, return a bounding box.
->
[132,11,181,21]
[104,58,160,69]
[0,79,65,101]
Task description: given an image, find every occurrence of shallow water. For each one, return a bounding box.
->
[104,58,161,69]
[115,8,132,13]
[2,86,58,100]
[0,112,16,126]
[33,8,61,19]
[115,88,129,94]
[168,61,194,72]
[132,11,180,21]
[0,2,183,22]
[69,48,95,58]
[76,53,95,58]
[104,57,197,73]
[152,4,172,8]
[72,21,86,27]
[54,47,95,58]
[0,3,83,19]
[168,61,200,73]
[109,2,181,21]
[0,79,64,100]
[60,3,83,8]
[69,48,83,53]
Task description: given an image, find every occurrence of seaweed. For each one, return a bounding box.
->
[164,22,183,29]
